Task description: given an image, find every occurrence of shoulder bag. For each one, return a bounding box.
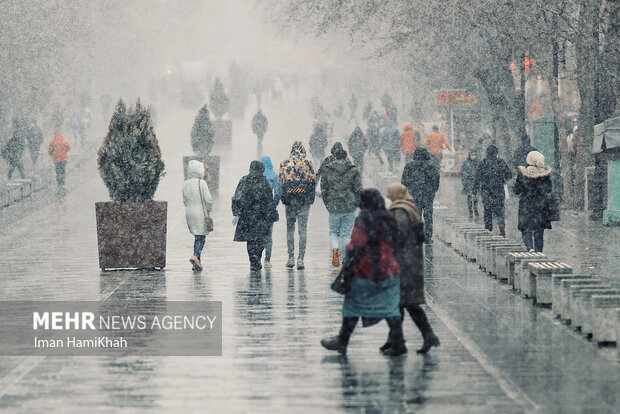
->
[331,256,354,295]
[198,180,214,232]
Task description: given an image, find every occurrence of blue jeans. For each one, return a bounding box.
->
[194,235,206,260]
[264,223,274,261]
[522,229,544,252]
[328,211,356,254]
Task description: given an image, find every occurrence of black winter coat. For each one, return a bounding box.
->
[401,149,440,207]
[474,146,512,206]
[232,168,275,242]
[513,167,553,231]
[348,127,367,161]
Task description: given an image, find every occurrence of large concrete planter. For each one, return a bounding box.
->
[182,155,220,194]
[95,201,167,270]
[212,119,232,149]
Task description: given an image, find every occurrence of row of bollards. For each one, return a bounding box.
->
[433,204,619,358]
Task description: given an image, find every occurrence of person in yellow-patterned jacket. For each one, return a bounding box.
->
[278,141,316,269]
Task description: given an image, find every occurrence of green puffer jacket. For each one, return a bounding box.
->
[320,159,362,213]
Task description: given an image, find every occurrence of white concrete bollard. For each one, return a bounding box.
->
[528,262,573,305]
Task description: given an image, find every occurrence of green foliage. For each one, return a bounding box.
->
[191,104,214,156]
[97,99,165,202]
[209,78,230,119]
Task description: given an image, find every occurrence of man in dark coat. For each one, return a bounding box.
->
[382,120,401,172]
[320,146,362,267]
[232,160,277,271]
[460,148,480,218]
[347,126,367,175]
[316,141,344,181]
[309,123,328,165]
[366,113,384,165]
[25,118,43,165]
[2,121,26,179]
[474,144,512,236]
[401,147,440,242]
[251,109,268,152]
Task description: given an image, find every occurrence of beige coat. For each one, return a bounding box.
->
[389,200,425,305]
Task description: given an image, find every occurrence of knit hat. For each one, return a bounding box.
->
[526,151,545,168]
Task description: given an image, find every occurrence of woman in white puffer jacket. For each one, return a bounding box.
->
[182,160,213,270]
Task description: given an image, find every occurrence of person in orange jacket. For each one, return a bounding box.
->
[424,125,451,169]
[400,123,417,162]
[48,131,71,186]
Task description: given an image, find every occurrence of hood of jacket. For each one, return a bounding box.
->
[330,142,344,155]
[260,156,274,171]
[249,160,265,176]
[51,131,65,143]
[403,123,413,132]
[187,159,205,179]
[518,165,552,178]
[486,144,498,158]
[412,147,431,161]
[290,141,307,159]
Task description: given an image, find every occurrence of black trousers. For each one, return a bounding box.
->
[467,195,479,218]
[54,161,67,185]
[246,240,264,268]
[339,316,404,345]
[400,304,433,338]
[416,201,433,241]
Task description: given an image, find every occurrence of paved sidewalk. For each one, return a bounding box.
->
[0,109,618,413]
[435,174,620,283]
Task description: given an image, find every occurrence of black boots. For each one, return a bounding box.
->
[417,333,440,354]
[320,336,349,354]
[321,317,357,354]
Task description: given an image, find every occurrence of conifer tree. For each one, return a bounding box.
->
[97,99,165,202]
[209,78,230,120]
[191,104,214,156]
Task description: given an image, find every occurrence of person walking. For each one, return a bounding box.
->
[347,126,367,175]
[251,109,268,153]
[316,141,344,181]
[261,156,280,269]
[401,147,440,243]
[367,111,384,165]
[25,118,43,165]
[424,125,451,169]
[278,141,316,269]
[474,144,512,236]
[320,146,362,267]
[461,149,480,219]
[320,189,406,356]
[309,123,328,165]
[384,184,440,354]
[2,123,26,179]
[48,131,71,186]
[400,123,417,163]
[381,120,401,172]
[514,151,553,252]
[182,160,213,271]
[232,160,277,271]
